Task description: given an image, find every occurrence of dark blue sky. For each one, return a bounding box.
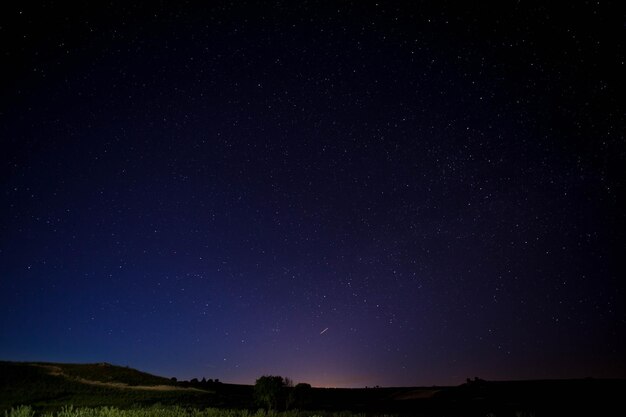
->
[1,1,624,387]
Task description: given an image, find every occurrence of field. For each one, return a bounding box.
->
[0,362,215,411]
[2,361,625,417]
[4,407,378,417]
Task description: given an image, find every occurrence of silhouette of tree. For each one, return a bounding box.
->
[288,382,312,409]
[254,375,287,410]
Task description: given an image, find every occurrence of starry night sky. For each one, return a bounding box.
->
[1,2,625,388]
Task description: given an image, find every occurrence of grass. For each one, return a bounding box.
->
[3,361,625,416]
[0,362,214,412]
[20,363,175,387]
[3,407,381,417]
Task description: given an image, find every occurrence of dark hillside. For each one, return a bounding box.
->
[2,361,626,416]
[43,362,173,386]
[0,361,213,411]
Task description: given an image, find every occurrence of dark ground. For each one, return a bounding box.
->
[1,361,625,416]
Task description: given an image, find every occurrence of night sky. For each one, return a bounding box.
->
[1,2,625,388]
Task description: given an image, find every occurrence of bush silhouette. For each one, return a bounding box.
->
[254,375,287,410]
[288,383,312,409]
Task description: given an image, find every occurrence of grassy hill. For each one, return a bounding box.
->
[32,362,175,386]
[0,361,214,412]
[2,361,626,416]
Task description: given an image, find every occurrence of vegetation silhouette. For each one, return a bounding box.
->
[2,361,626,416]
[253,375,287,410]
[287,383,312,410]
[253,376,312,411]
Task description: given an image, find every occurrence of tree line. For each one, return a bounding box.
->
[254,376,312,410]
[170,374,312,410]
[169,376,223,389]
